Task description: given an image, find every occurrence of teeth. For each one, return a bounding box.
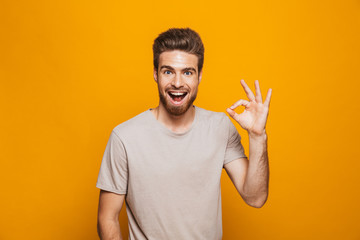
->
[170,92,186,96]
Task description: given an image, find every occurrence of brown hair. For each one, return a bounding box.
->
[153,28,205,73]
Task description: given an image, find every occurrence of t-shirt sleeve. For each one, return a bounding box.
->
[96,130,128,194]
[223,116,247,166]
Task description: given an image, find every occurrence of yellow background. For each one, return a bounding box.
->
[1,0,360,239]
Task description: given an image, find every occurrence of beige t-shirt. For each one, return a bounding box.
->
[96,106,247,240]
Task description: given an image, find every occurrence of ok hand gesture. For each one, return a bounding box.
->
[226,80,272,136]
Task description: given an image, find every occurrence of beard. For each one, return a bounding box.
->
[158,87,198,116]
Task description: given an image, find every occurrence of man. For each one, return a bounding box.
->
[96,28,272,240]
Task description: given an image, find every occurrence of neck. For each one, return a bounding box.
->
[151,104,196,134]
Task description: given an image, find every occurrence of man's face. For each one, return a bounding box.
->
[154,50,202,116]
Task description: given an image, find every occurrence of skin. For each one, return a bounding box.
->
[97,50,272,240]
[225,79,272,208]
[151,50,202,133]
[97,190,124,240]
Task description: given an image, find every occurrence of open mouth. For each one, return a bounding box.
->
[167,91,188,104]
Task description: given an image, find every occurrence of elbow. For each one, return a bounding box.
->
[244,193,268,208]
[247,199,266,208]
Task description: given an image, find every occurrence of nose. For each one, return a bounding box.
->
[171,74,184,88]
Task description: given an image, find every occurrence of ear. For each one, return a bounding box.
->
[153,68,158,82]
[198,70,203,83]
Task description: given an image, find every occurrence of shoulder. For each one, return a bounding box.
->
[111,109,151,139]
[195,106,230,127]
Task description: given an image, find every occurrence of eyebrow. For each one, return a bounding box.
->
[160,65,197,73]
[160,65,175,71]
[183,67,197,73]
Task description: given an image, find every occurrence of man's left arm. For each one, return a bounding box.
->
[224,79,272,208]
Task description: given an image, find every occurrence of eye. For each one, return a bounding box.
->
[164,70,172,75]
[184,71,192,76]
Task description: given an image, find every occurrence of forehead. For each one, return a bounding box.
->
[158,50,198,70]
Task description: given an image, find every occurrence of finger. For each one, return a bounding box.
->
[229,99,250,110]
[226,108,237,119]
[254,80,263,103]
[240,79,256,101]
[264,88,272,107]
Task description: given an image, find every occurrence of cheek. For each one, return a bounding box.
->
[188,79,199,89]
[159,75,173,84]
[158,80,172,92]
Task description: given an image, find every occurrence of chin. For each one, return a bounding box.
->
[166,104,191,116]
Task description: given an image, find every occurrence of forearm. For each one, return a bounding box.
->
[243,131,269,208]
[97,218,123,240]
